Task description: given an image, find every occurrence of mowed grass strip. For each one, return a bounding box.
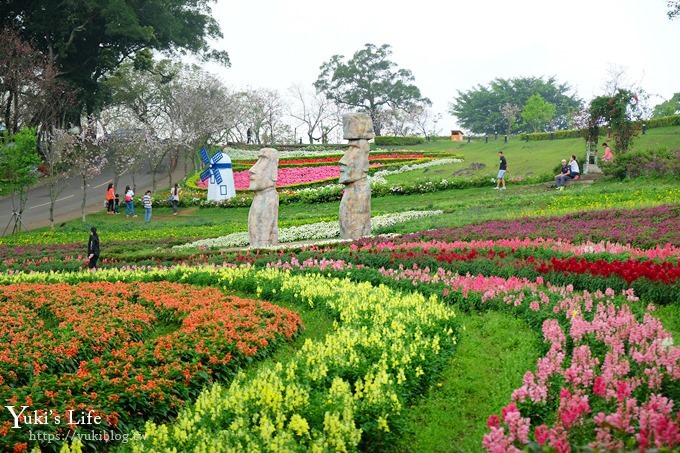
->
[395,311,541,453]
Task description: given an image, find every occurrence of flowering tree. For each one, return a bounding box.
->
[42,128,78,229]
[589,89,642,153]
[500,103,521,136]
[64,120,108,222]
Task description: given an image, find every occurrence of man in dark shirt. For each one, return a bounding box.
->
[494,151,507,190]
[87,227,100,271]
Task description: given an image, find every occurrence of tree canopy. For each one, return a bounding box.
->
[652,93,680,117]
[0,0,229,123]
[521,94,556,132]
[449,76,581,134]
[314,43,430,136]
[669,0,680,19]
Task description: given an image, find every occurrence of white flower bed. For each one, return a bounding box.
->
[173,210,443,250]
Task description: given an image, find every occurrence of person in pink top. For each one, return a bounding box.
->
[601,142,614,161]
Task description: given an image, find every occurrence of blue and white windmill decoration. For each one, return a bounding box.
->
[199,147,235,201]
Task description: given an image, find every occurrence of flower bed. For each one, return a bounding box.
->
[237,152,425,167]
[3,266,458,452]
[0,280,301,452]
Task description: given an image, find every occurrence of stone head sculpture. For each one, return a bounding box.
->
[248,147,279,191]
[339,144,370,184]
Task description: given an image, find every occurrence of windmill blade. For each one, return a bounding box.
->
[212,150,223,163]
[200,168,212,182]
[200,147,210,165]
[214,170,223,185]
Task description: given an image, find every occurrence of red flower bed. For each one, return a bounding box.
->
[534,256,680,284]
[0,281,301,452]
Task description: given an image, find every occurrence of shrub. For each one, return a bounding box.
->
[374,136,426,146]
[601,147,680,180]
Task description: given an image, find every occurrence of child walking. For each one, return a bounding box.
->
[143,190,153,223]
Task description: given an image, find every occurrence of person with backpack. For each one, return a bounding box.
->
[124,185,137,218]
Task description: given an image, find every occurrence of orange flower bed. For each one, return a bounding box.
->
[0,281,302,451]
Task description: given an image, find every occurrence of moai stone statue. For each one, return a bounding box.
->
[248,148,280,247]
[339,113,374,240]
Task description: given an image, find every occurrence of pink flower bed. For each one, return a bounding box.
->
[197,164,383,190]
[238,153,424,166]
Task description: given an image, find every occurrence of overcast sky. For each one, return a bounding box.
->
[201,0,679,132]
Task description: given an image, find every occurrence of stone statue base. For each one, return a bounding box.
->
[248,188,279,247]
[339,178,371,240]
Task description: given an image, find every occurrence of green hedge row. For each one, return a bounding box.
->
[374,136,426,146]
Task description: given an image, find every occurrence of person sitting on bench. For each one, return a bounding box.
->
[556,155,580,190]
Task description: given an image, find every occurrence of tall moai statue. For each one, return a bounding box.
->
[248,148,280,247]
[339,113,374,240]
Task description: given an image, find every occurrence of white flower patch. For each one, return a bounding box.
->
[173,210,443,250]
[369,158,463,181]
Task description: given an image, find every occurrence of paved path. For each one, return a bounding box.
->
[0,161,187,236]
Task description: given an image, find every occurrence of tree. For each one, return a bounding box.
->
[0,26,78,136]
[0,127,39,234]
[669,0,680,19]
[104,60,241,185]
[500,103,521,136]
[652,93,680,117]
[314,43,430,136]
[589,89,642,153]
[42,127,78,229]
[64,120,108,223]
[0,0,229,123]
[288,85,339,144]
[521,94,556,132]
[450,76,581,134]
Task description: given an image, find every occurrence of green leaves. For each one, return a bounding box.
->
[314,43,429,135]
[0,128,39,197]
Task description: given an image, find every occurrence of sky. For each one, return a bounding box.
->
[200,0,679,134]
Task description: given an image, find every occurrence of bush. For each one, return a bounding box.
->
[374,136,426,146]
[601,147,680,179]
[642,114,680,129]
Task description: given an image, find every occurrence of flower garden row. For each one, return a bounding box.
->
[0,279,301,452]
[45,250,680,451]
[1,267,459,452]
[1,204,679,451]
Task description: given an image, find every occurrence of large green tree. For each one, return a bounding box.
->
[0,0,229,124]
[521,94,556,132]
[450,76,581,134]
[314,43,430,136]
[652,93,680,117]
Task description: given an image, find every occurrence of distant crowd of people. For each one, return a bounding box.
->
[91,182,182,271]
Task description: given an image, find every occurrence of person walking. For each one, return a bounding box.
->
[124,185,137,218]
[170,183,181,215]
[105,183,115,214]
[143,190,153,223]
[494,151,507,190]
[87,227,100,271]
